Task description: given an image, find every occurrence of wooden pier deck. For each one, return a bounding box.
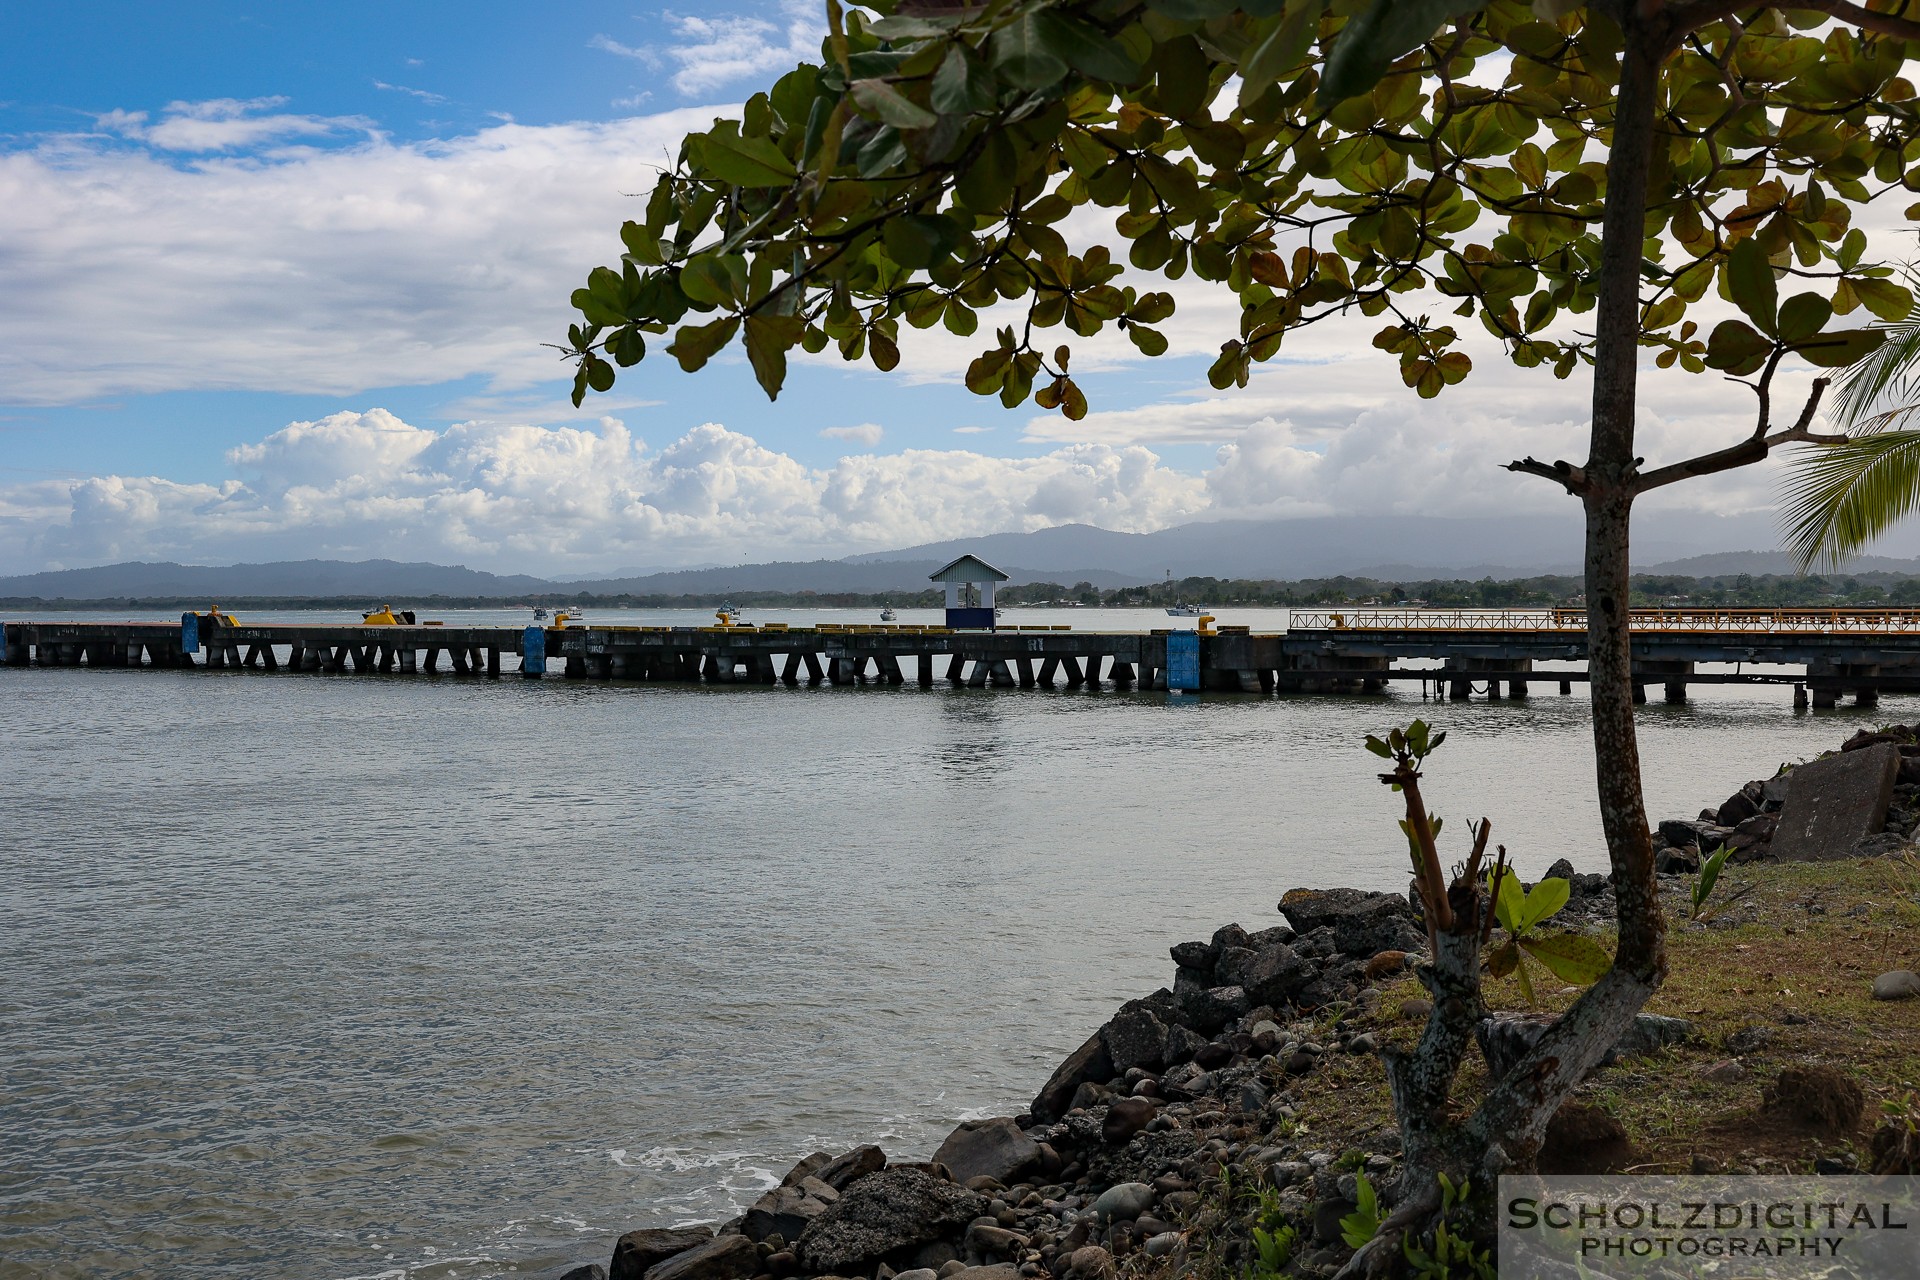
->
[13,608,1920,705]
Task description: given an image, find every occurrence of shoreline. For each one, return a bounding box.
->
[553,723,1920,1280]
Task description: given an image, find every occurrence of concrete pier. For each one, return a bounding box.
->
[12,606,1920,705]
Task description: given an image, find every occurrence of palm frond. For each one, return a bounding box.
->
[1831,269,1920,431]
[1782,431,1920,571]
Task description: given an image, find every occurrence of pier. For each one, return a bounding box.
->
[11,608,1920,705]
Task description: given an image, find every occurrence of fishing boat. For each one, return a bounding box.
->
[531,606,549,621]
[1165,604,1202,616]
[880,605,897,621]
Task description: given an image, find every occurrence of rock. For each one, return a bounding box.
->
[1538,1103,1633,1174]
[1277,886,1410,936]
[947,1268,1019,1280]
[1101,1005,1171,1074]
[1030,1032,1114,1124]
[963,1223,1026,1258]
[743,1184,835,1242]
[1143,1231,1181,1258]
[1211,923,1251,954]
[934,1118,1038,1186]
[1656,846,1700,874]
[1163,1022,1208,1065]
[1844,729,1898,753]
[1477,1012,1691,1079]
[1717,790,1761,827]
[818,1144,888,1190]
[1763,770,1795,806]
[795,1168,988,1275]
[1543,857,1578,882]
[1067,1244,1114,1277]
[1773,743,1899,861]
[643,1235,758,1280]
[779,1152,831,1186]
[1172,974,1248,1033]
[1764,1066,1865,1132]
[1103,1097,1157,1144]
[559,1267,608,1280]
[1700,1059,1748,1084]
[1311,1197,1355,1246]
[894,1270,940,1280]
[1658,818,1709,849]
[1363,950,1408,981]
[1237,1079,1269,1113]
[1169,940,1213,970]
[1400,997,1434,1021]
[611,1227,715,1280]
[1873,970,1920,1000]
[1091,1182,1154,1221]
[1218,941,1315,1006]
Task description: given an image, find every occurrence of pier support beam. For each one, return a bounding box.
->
[916,653,934,687]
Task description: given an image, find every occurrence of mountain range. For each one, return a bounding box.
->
[6,510,1919,600]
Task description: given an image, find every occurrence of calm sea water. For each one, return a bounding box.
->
[0,607,1896,1279]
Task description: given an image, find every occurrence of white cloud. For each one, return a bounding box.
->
[821,423,884,445]
[953,426,993,435]
[0,106,721,404]
[597,2,824,96]
[374,82,447,105]
[1,411,1208,572]
[96,96,372,151]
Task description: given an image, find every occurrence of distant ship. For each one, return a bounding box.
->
[1165,604,1202,616]
[880,605,897,621]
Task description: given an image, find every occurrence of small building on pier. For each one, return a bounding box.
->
[930,554,1007,630]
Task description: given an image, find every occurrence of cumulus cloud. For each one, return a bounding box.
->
[597,2,824,96]
[95,96,372,151]
[821,423,884,445]
[1,410,1208,572]
[0,106,720,404]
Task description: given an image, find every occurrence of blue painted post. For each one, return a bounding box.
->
[1166,632,1200,692]
[520,624,547,677]
[180,612,200,655]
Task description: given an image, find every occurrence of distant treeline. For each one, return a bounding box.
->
[11,570,1920,612]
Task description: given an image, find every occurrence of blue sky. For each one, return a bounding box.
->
[0,3,1897,573]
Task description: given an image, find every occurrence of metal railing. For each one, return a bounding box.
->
[1287,607,1920,635]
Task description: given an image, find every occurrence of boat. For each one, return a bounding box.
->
[554,607,586,627]
[531,606,549,621]
[880,605,897,621]
[361,604,417,625]
[1165,604,1202,616]
[721,601,744,617]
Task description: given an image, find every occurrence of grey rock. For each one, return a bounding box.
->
[1091,1182,1154,1221]
[558,1267,608,1280]
[1101,1005,1170,1074]
[1873,970,1920,1000]
[1067,1245,1114,1277]
[1218,941,1314,1006]
[779,1152,831,1186]
[1277,888,1415,959]
[1143,1231,1181,1258]
[934,1118,1037,1186]
[1659,818,1710,849]
[1543,857,1578,882]
[1103,1096,1156,1144]
[643,1235,758,1280]
[1210,923,1250,954]
[1774,743,1899,861]
[796,1168,988,1274]
[1164,1022,1208,1065]
[1171,970,1247,1033]
[946,1268,1019,1280]
[743,1184,834,1242]
[1030,1031,1114,1124]
[1701,1059,1748,1084]
[894,1270,940,1280]
[963,1222,1026,1257]
[1169,940,1213,970]
[1718,790,1761,827]
[611,1227,715,1280]
[818,1144,888,1190]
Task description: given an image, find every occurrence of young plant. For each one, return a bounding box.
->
[1484,868,1613,1006]
[1401,1172,1496,1280]
[1690,844,1734,922]
[1339,1170,1382,1251]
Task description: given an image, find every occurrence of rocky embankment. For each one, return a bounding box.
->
[555,723,1920,1280]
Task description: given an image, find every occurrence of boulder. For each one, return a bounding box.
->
[1171,970,1247,1033]
[1216,942,1314,1006]
[1029,1031,1114,1124]
[559,1267,608,1280]
[795,1168,988,1275]
[743,1183,835,1242]
[1164,1022,1208,1065]
[933,1118,1037,1186]
[1773,743,1898,861]
[1658,818,1710,850]
[1873,970,1920,1001]
[1091,1182,1154,1221]
[611,1228,715,1280]
[1169,940,1213,970]
[1103,1097,1157,1144]
[948,1265,1020,1280]
[1101,1005,1170,1074]
[1277,887,1413,945]
[1543,857,1578,882]
[643,1235,758,1280]
[1717,789,1761,827]
[817,1144,888,1190]
[1210,922,1250,953]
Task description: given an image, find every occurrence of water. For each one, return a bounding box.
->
[0,607,1897,1279]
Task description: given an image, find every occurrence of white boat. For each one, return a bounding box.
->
[531,606,549,621]
[880,605,897,621]
[1165,604,1202,616]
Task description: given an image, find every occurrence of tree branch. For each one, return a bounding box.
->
[1634,374,1836,493]
[1789,0,1920,41]
[1504,456,1590,493]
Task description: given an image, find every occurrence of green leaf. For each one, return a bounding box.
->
[1778,291,1834,344]
[1854,278,1917,323]
[584,355,615,393]
[572,287,626,329]
[990,11,1068,91]
[691,130,797,187]
[1490,867,1524,933]
[1486,937,1518,979]
[744,314,804,399]
[1519,876,1570,931]
[1241,1,1326,107]
[1726,238,1779,335]
[1798,327,1887,368]
[668,315,740,373]
[1364,734,1392,758]
[851,79,938,130]
[1126,323,1169,356]
[1694,844,1730,910]
[608,327,647,367]
[1034,10,1144,84]
[882,213,963,269]
[957,129,1019,214]
[1518,932,1614,984]
[1320,0,1484,105]
[932,44,996,116]
[1704,319,1772,376]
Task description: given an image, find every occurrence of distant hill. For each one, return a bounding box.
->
[565,559,1141,595]
[0,558,552,600]
[1637,550,1920,577]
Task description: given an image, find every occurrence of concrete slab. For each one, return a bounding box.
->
[1772,742,1898,861]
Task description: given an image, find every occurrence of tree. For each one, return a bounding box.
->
[564,0,1920,1266]
[1782,270,1920,566]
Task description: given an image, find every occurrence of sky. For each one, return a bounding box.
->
[1,2,1916,575]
